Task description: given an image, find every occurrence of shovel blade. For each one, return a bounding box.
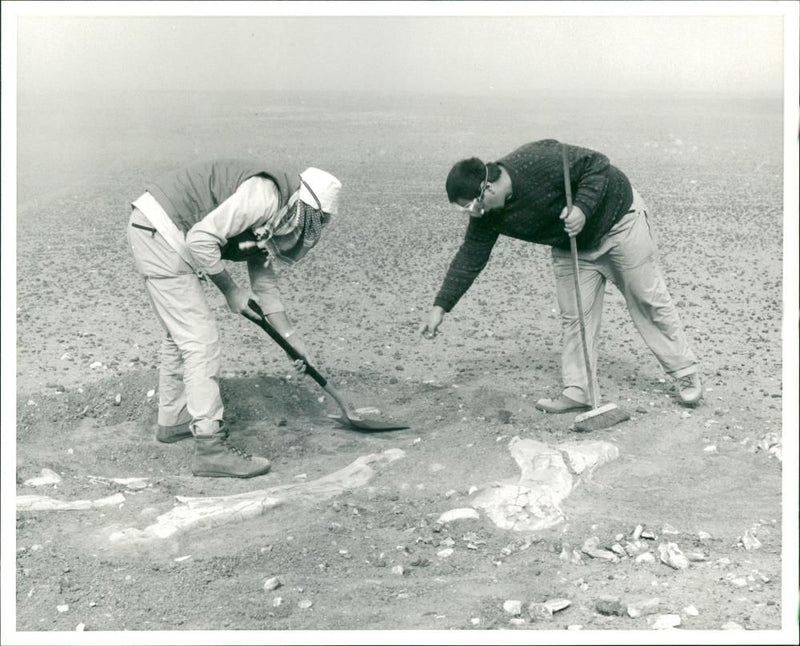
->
[327,414,410,433]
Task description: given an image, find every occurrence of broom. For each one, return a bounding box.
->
[561,143,630,432]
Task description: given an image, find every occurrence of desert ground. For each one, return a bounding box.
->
[12,90,792,638]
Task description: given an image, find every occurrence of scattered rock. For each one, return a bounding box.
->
[263,576,283,592]
[635,552,655,564]
[297,599,313,610]
[582,536,619,562]
[721,621,745,630]
[437,508,479,524]
[57,605,69,613]
[391,565,405,576]
[658,542,689,569]
[595,595,625,616]
[627,597,660,618]
[683,604,699,616]
[75,623,85,631]
[23,468,62,487]
[543,598,570,614]
[272,596,282,607]
[740,529,762,551]
[652,614,681,629]
[527,602,553,622]
[661,523,679,535]
[503,599,522,616]
[437,548,454,558]
[632,524,644,540]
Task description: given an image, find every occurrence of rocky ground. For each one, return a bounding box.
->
[9,91,796,642]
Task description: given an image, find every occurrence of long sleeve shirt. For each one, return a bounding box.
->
[185,176,285,314]
[434,140,634,312]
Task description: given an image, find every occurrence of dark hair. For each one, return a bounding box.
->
[445,158,500,203]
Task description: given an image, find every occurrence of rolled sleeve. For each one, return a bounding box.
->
[186,176,281,275]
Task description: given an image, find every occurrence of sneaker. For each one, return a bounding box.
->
[677,372,703,407]
[192,430,271,478]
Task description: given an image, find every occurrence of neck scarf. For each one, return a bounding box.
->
[269,200,330,265]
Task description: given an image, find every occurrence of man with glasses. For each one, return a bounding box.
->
[128,159,341,477]
[419,139,702,413]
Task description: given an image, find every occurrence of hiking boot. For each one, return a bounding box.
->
[677,372,703,407]
[143,411,193,443]
[192,430,271,479]
[156,421,193,444]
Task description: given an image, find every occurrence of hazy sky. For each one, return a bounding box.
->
[10,4,788,99]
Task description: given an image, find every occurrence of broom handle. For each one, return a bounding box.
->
[562,145,599,409]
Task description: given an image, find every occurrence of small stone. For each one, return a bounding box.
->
[509,617,526,626]
[595,596,625,616]
[632,525,643,541]
[297,599,313,609]
[437,548,454,558]
[75,623,85,631]
[272,596,282,607]
[731,577,748,587]
[437,508,479,524]
[57,605,69,613]
[444,489,458,498]
[697,530,712,541]
[24,468,62,487]
[635,552,656,564]
[503,599,523,616]
[527,602,553,621]
[721,621,745,630]
[146,389,155,398]
[567,625,583,630]
[683,604,699,616]
[113,393,122,406]
[686,552,708,562]
[640,530,656,540]
[543,598,571,614]
[658,542,689,569]
[652,614,681,629]
[741,529,762,550]
[263,577,282,592]
[470,617,481,625]
[611,543,627,557]
[627,597,660,617]
[661,523,679,535]
[581,537,619,562]
[391,565,405,576]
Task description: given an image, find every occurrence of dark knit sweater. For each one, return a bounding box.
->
[434,140,634,312]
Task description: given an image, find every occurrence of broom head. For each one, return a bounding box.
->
[573,402,630,432]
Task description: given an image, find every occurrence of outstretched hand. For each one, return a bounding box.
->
[419,306,445,339]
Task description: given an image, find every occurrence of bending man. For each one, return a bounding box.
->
[419,140,701,413]
[127,158,341,477]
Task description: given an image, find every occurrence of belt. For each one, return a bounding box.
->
[131,192,199,272]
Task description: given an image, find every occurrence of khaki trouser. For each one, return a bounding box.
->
[551,189,698,404]
[127,208,223,436]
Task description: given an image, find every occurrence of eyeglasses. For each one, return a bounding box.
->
[455,164,489,215]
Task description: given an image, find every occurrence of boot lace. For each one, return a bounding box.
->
[678,374,696,389]
[223,441,253,461]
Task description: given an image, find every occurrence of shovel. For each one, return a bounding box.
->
[243,299,410,432]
